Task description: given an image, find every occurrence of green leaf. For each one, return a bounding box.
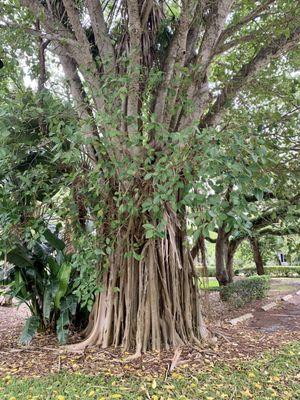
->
[47,255,60,275]
[12,270,28,300]
[144,173,152,180]
[6,245,33,268]
[56,310,70,344]
[19,316,40,345]
[54,263,72,309]
[133,252,142,261]
[254,189,264,201]
[43,287,52,320]
[60,295,77,316]
[43,283,57,320]
[145,230,154,239]
[44,229,65,251]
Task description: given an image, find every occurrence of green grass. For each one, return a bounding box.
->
[0,342,299,399]
[199,277,220,291]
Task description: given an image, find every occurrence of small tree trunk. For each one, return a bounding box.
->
[191,235,208,273]
[249,237,265,275]
[215,226,230,286]
[69,212,209,354]
[226,238,242,283]
[199,236,207,270]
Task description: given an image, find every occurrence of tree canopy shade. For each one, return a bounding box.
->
[0,0,299,354]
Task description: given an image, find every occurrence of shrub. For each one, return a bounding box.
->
[220,275,270,308]
[235,266,300,278]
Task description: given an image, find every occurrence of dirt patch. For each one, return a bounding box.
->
[248,302,300,333]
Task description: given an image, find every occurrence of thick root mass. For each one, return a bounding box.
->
[71,216,208,352]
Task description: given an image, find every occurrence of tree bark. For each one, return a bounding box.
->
[199,236,207,270]
[69,210,209,353]
[249,237,265,275]
[191,235,207,267]
[226,238,242,283]
[215,226,230,286]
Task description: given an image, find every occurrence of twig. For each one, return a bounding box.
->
[57,354,61,372]
[169,347,182,373]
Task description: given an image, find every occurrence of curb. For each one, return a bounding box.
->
[261,302,277,311]
[281,294,293,302]
[227,289,300,327]
[229,313,253,326]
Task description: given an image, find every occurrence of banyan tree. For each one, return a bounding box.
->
[6,0,300,354]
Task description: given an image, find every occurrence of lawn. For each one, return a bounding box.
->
[0,342,299,399]
[199,277,219,291]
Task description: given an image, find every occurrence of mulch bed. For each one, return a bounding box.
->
[0,286,299,379]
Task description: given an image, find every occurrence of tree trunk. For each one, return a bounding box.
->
[69,212,209,354]
[226,238,242,283]
[191,235,207,267]
[215,226,230,286]
[249,237,265,275]
[199,236,207,270]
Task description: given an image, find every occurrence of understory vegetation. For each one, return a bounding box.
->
[235,266,300,278]
[220,276,270,307]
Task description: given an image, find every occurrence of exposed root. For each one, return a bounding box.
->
[69,210,209,352]
[123,352,142,362]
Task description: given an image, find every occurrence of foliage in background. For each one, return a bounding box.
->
[220,275,270,307]
[235,265,300,278]
[236,235,300,267]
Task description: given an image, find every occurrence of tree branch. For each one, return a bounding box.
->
[250,193,300,231]
[216,0,276,48]
[58,49,98,165]
[20,0,104,111]
[258,226,300,236]
[180,0,234,129]
[85,0,115,72]
[200,26,300,128]
[154,4,191,124]
[141,0,154,28]
[126,0,142,131]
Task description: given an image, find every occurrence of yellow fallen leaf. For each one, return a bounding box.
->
[171,373,184,380]
[110,395,122,399]
[89,390,95,397]
[240,389,253,398]
[254,383,262,389]
[152,379,157,389]
[248,372,255,378]
[57,396,65,400]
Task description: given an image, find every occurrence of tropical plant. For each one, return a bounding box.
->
[5,229,79,344]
